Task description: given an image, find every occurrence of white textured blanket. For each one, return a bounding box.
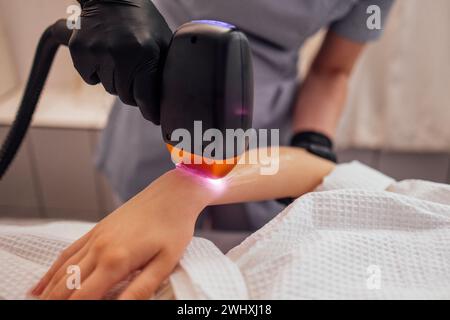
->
[1,162,450,300]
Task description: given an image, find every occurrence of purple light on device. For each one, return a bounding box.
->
[191,20,236,30]
[234,106,250,116]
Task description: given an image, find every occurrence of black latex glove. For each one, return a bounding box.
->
[72,0,172,124]
[290,131,337,163]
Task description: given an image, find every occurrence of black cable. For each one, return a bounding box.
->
[0,20,71,179]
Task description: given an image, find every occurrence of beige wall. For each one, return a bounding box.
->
[299,1,450,152]
[336,0,450,152]
[0,0,80,89]
[0,18,16,97]
[0,0,113,129]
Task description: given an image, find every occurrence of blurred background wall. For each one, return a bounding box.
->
[0,0,449,222]
[0,16,16,97]
[300,0,450,152]
[337,0,450,152]
[0,0,77,90]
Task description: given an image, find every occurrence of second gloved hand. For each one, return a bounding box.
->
[71,0,173,124]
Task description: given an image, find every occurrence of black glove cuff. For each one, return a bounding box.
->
[290,131,337,163]
[277,131,337,206]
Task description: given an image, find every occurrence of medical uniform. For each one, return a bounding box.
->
[96,0,395,230]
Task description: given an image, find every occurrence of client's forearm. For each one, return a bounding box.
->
[164,147,335,208]
[211,147,335,205]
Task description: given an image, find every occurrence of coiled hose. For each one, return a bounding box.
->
[0,19,71,179]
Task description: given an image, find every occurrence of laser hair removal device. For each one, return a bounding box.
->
[0,20,254,180]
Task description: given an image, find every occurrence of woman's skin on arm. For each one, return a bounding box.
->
[30,147,334,300]
[293,31,365,139]
[215,147,334,204]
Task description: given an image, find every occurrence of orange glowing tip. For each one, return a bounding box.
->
[166,144,238,179]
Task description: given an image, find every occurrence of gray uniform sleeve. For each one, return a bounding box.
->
[330,0,396,43]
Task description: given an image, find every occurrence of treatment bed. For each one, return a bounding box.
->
[1,162,449,299]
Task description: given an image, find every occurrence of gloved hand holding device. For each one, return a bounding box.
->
[0,4,253,180]
[73,0,172,124]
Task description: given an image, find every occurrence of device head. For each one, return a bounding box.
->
[160,20,254,178]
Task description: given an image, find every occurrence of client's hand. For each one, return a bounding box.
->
[30,169,217,300]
